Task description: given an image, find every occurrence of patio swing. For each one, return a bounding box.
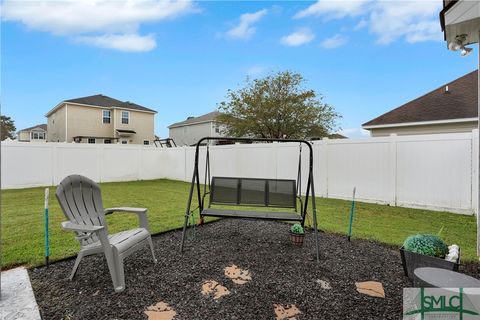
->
[180,137,319,261]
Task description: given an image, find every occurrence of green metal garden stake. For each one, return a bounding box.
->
[44,188,50,267]
[347,187,356,241]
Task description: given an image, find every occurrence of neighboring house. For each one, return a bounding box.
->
[17,124,47,142]
[46,94,157,145]
[168,111,224,146]
[326,133,347,139]
[362,70,478,137]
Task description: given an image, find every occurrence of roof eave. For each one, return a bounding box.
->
[168,119,217,129]
[111,106,157,114]
[46,101,156,116]
[362,117,478,130]
[45,101,66,117]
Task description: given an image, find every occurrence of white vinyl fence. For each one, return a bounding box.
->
[2,131,477,215]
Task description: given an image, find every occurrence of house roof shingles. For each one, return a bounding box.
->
[363,70,478,127]
[64,94,156,113]
[168,111,221,128]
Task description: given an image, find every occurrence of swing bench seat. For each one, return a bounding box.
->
[202,208,302,221]
[201,177,303,222]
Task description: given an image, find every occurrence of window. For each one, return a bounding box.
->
[143,140,150,145]
[31,132,45,140]
[104,139,112,144]
[121,140,128,144]
[121,111,129,124]
[103,110,111,124]
[215,126,220,133]
[88,138,95,144]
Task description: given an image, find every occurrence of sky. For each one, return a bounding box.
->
[1,0,478,139]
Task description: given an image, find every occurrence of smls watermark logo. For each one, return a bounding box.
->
[403,288,480,319]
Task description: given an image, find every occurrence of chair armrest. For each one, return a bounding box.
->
[104,207,150,231]
[61,221,104,233]
[104,207,147,215]
[61,222,110,246]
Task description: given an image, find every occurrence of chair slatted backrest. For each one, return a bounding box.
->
[210,177,297,209]
[56,175,107,245]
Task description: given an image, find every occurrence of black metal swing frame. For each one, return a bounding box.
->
[179,136,319,261]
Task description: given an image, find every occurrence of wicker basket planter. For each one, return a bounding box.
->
[400,246,460,281]
[289,232,305,246]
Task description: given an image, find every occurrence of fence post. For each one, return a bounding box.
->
[472,129,479,216]
[98,144,103,183]
[322,137,329,198]
[184,146,188,182]
[51,144,57,186]
[137,145,142,181]
[389,133,397,206]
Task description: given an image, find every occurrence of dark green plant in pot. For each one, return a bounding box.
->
[403,234,448,258]
[290,223,304,234]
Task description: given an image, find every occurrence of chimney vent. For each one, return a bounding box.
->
[445,85,450,93]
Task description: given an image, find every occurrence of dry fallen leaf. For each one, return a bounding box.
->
[273,304,301,320]
[144,301,177,320]
[224,264,252,285]
[355,281,385,298]
[201,280,230,300]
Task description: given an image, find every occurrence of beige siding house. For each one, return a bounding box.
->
[168,111,225,146]
[46,94,157,144]
[362,70,478,137]
[17,124,47,142]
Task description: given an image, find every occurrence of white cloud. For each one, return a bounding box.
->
[226,9,268,40]
[354,19,367,31]
[246,65,271,76]
[337,127,370,138]
[75,34,157,52]
[294,0,370,19]
[294,0,443,44]
[2,0,195,35]
[281,28,315,47]
[321,34,348,49]
[1,0,196,52]
[369,1,442,44]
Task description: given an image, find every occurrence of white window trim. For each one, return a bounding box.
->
[121,111,129,124]
[102,110,111,124]
[31,131,45,140]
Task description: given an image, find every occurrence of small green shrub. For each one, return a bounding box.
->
[290,223,304,234]
[403,234,448,258]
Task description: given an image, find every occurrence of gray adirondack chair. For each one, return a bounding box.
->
[56,175,157,292]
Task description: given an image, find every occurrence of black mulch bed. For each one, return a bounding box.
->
[31,219,427,319]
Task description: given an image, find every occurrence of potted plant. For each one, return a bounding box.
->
[289,223,305,246]
[400,234,460,281]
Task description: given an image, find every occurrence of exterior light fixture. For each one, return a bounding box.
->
[461,47,473,57]
[448,34,473,57]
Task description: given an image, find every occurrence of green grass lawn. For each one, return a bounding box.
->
[1,179,477,269]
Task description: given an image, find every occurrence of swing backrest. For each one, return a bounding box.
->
[210,177,297,209]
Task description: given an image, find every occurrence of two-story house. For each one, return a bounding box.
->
[168,111,225,146]
[46,94,157,145]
